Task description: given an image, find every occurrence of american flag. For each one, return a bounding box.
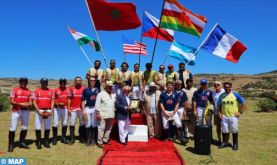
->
[122,36,148,55]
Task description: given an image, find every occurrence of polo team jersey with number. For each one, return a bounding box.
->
[143,70,156,85]
[155,72,166,86]
[218,92,245,117]
[175,90,188,108]
[159,92,178,111]
[192,89,213,108]
[82,87,100,107]
[104,68,119,83]
[54,87,70,106]
[166,71,177,82]
[69,86,85,111]
[183,87,197,108]
[32,88,54,109]
[176,70,193,87]
[10,87,32,112]
[88,67,103,80]
[131,71,141,86]
[119,70,131,86]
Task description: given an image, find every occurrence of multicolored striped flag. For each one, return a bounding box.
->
[167,40,196,65]
[122,36,148,55]
[160,0,207,37]
[68,27,101,51]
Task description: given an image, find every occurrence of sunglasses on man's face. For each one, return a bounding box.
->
[214,84,220,87]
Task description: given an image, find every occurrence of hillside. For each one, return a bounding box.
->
[0,70,276,98]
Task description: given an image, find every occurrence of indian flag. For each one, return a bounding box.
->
[160,0,207,37]
[68,27,101,51]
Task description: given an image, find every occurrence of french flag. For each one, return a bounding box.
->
[142,11,174,42]
[201,24,247,63]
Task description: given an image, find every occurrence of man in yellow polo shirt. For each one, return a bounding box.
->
[218,82,246,151]
[142,63,156,92]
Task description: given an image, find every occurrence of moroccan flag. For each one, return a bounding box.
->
[142,11,174,42]
[201,24,247,63]
[86,0,141,31]
[68,27,101,51]
[160,0,207,37]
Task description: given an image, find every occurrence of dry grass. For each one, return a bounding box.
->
[0,100,277,165]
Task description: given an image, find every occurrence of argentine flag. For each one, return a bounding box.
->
[167,41,196,65]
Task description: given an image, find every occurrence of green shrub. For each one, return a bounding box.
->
[0,89,10,112]
[259,91,277,99]
[256,98,276,112]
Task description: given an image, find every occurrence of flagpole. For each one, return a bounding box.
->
[79,46,94,67]
[85,0,108,68]
[162,55,168,65]
[150,0,165,64]
[138,10,146,66]
[194,23,218,55]
[124,52,126,62]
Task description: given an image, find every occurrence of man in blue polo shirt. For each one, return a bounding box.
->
[192,79,214,125]
[82,77,100,146]
[160,81,183,142]
[175,80,189,144]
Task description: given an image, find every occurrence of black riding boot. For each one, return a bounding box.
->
[232,133,238,151]
[79,125,86,143]
[86,128,91,146]
[8,131,15,152]
[52,127,58,145]
[167,121,174,140]
[182,121,189,144]
[35,130,42,149]
[61,126,69,144]
[91,128,96,146]
[69,126,75,145]
[177,127,188,144]
[19,130,30,149]
[44,130,51,148]
[219,133,229,149]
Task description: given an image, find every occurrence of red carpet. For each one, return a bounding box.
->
[97,113,185,165]
[97,139,185,165]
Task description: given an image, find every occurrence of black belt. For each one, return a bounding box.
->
[40,108,51,110]
[19,107,28,110]
[54,105,65,108]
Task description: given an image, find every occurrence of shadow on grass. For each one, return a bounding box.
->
[185,147,199,155]
[253,110,276,113]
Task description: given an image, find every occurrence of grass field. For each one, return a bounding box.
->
[0,100,276,165]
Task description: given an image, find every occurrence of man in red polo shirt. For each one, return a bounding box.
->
[68,76,86,144]
[52,78,70,145]
[8,77,32,152]
[32,78,54,149]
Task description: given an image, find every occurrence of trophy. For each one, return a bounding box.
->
[129,99,140,113]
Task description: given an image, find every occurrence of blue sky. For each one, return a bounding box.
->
[0,0,276,79]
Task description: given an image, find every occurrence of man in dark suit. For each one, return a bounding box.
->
[115,85,133,145]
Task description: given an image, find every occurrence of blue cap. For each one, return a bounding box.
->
[200,79,208,84]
